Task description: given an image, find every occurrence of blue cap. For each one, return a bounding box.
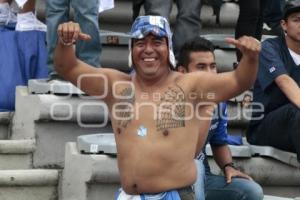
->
[284,0,300,19]
[128,15,176,68]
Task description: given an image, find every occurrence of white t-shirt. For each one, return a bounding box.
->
[288,48,300,66]
[99,0,114,13]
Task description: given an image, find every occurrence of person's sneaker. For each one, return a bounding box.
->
[0,2,17,25]
[15,12,47,32]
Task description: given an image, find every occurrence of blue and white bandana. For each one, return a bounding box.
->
[128,15,176,69]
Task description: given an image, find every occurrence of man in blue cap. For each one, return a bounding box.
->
[54,15,261,199]
[247,1,300,163]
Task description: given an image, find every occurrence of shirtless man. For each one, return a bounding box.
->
[54,16,260,199]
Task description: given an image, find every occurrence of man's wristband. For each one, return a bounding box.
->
[59,38,74,46]
[222,162,237,172]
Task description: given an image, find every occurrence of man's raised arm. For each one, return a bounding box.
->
[54,21,119,98]
[190,36,261,103]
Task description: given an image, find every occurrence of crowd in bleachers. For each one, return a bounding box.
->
[1,0,300,199]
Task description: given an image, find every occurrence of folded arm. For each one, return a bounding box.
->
[275,74,300,108]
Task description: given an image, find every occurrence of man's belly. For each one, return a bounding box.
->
[117,149,197,195]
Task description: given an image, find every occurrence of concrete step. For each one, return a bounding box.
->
[0,169,58,200]
[0,112,13,139]
[77,133,300,168]
[12,86,112,168]
[0,139,35,169]
[62,142,300,200]
[62,142,119,200]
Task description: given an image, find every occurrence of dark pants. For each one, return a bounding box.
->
[247,103,300,162]
[263,0,285,29]
[235,0,266,61]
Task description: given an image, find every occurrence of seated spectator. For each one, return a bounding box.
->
[177,36,263,200]
[247,2,300,162]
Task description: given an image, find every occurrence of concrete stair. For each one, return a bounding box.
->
[0,139,35,169]
[0,111,33,170]
[62,143,118,200]
[0,169,59,200]
[11,86,113,168]
[0,112,12,139]
[62,142,300,200]
[0,105,59,200]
